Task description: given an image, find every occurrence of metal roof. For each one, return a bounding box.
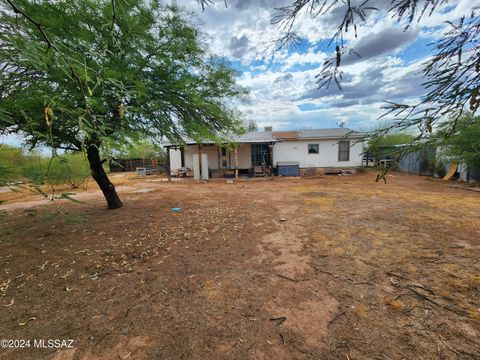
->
[164,128,365,146]
[296,128,365,139]
[165,132,277,146]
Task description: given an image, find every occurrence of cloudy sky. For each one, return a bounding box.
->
[183,0,472,131]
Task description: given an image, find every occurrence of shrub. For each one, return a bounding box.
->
[0,145,24,185]
[22,153,91,188]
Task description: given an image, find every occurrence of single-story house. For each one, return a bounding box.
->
[165,127,366,179]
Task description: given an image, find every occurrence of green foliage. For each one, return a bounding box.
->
[434,159,447,178]
[50,154,91,188]
[0,0,246,151]
[268,0,479,142]
[435,114,480,168]
[0,0,245,208]
[0,145,24,185]
[110,139,165,160]
[245,120,258,132]
[0,146,90,188]
[367,132,415,160]
[24,153,91,188]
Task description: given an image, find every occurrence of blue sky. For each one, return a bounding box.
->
[1,0,472,148]
[184,0,472,132]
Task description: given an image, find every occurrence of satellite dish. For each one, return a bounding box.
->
[337,119,346,128]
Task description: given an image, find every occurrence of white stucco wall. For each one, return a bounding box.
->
[236,144,252,168]
[183,145,221,170]
[181,144,253,170]
[173,140,364,171]
[169,149,182,170]
[273,140,364,168]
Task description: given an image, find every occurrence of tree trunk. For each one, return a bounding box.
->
[87,143,123,209]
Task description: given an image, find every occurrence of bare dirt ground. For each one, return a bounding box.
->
[0,172,479,359]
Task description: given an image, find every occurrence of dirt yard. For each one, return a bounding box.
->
[0,172,479,359]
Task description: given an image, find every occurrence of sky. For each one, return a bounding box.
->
[183,0,473,132]
[1,0,473,149]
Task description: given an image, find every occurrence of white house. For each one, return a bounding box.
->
[165,128,365,179]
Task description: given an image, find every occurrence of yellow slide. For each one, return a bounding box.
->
[442,163,458,180]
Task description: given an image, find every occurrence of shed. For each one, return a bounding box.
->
[397,148,435,176]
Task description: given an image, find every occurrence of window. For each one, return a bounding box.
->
[221,160,228,168]
[338,141,350,161]
[308,144,319,154]
[251,144,270,166]
[221,147,227,156]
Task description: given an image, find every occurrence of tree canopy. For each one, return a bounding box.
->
[366,131,415,161]
[0,0,246,208]
[434,113,480,168]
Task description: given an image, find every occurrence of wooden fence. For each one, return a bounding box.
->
[109,158,166,173]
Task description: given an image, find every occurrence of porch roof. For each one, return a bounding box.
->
[164,132,277,147]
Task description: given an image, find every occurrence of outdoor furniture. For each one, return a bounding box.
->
[136,167,147,176]
[224,170,235,178]
[253,166,266,177]
[211,169,225,179]
[379,159,395,168]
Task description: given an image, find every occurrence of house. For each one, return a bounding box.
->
[165,127,366,179]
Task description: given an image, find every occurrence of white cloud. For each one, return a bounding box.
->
[179,0,473,131]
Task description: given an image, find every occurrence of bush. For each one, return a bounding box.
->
[21,153,91,188]
[367,133,415,162]
[0,146,91,188]
[0,145,24,185]
[0,159,19,185]
[434,160,447,178]
[21,155,49,184]
[52,153,91,189]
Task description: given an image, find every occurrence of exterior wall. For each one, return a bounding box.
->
[172,139,364,172]
[272,139,364,168]
[182,144,253,170]
[236,144,252,169]
[183,145,221,170]
[397,148,435,176]
[169,149,182,170]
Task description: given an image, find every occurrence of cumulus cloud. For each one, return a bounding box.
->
[342,28,418,66]
[229,34,250,58]
[176,0,470,131]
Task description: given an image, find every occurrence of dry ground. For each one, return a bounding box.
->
[0,172,479,359]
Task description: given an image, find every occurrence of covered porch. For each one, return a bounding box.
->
[166,136,277,180]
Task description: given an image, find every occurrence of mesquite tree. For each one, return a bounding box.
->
[0,0,245,209]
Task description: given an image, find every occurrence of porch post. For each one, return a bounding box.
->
[198,145,202,179]
[167,147,171,182]
[269,144,274,178]
[234,146,239,179]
